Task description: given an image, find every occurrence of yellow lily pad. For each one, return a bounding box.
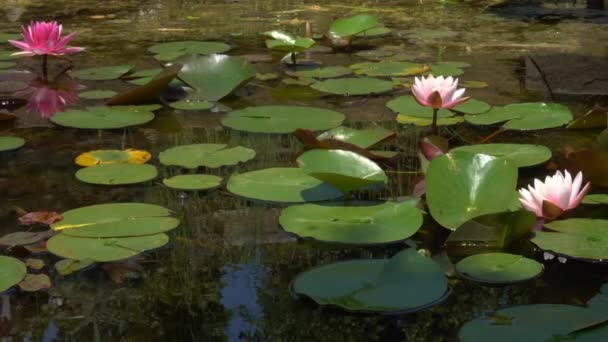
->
[75,149,151,167]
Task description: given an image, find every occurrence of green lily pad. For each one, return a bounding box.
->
[177,54,256,101]
[356,26,392,37]
[79,90,117,100]
[222,105,345,133]
[450,143,552,168]
[449,99,492,115]
[0,32,20,41]
[263,31,315,52]
[456,253,543,284]
[532,219,608,261]
[279,200,422,245]
[163,174,222,191]
[396,115,464,126]
[582,194,608,205]
[72,65,132,81]
[0,61,15,69]
[47,233,169,262]
[18,273,51,292]
[282,77,315,86]
[0,50,19,60]
[227,167,343,203]
[159,144,255,169]
[148,41,231,61]
[285,66,352,79]
[351,61,426,77]
[0,256,27,292]
[465,102,573,130]
[329,13,379,38]
[50,105,158,129]
[292,249,448,313]
[55,259,95,276]
[311,77,394,96]
[169,100,214,110]
[297,149,387,194]
[52,203,179,238]
[75,164,158,185]
[426,152,519,230]
[386,96,454,118]
[317,126,396,149]
[0,136,25,152]
[426,64,464,77]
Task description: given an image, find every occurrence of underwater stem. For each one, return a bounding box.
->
[42,55,48,81]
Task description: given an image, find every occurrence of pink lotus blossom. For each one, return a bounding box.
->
[411,75,470,109]
[8,21,84,57]
[14,78,82,118]
[518,170,590,220]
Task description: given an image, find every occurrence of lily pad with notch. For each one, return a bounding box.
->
[532,219,608,261]
[148,41,231,61]
[329,13,379,38]
[311,77,394,96]
[455,253,543,284]
[465,102,573,130]
[450,143,551,168]
[50,105,159,129]
[159,144,255,169]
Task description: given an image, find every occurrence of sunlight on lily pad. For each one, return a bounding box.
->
[159,144,255,169]
[317,126,396,149]
[456,253,543,284]
[263,30,315,52]
[329,13,379,38]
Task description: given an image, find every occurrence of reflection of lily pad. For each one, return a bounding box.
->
[73,65,132,81]
[159,144,255,169]
[148,41,231,61]
[311,77,394,96]
[79,90,117,100]
[0,256,27,292]
[222,105,345,133]
[297,149,387,193]
[317,126,395,149]
[465,102,573,130]
[280,200,422,245]
[450,144,551,168]
[456,253,543,284]
[50,105,159,129]
[293,249,448,313]
[0,136,25,152]
[532,219,608,261]
[285,66,352,79]
[227,167,342,203]
[75,164,158,185]
[163,174,222,191]
[75,149,151,167]
[330,13,379,38]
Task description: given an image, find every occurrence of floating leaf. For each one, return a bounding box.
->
[159,144,255,169]
[356,26,392,37]
[279,200,422,245]
[351,61,427,77]
[282,77,315,86]
[72,65,132,81]
[25,258,45,270]
[293,249,448,313]
[0,32,20,41]
[532,219,608,261]
[329,13,379,38]
[311,77,394,96]
[317,126,396,149]
[163,174,222,191]
[386,96,454,118]
[582,194,608,205]
[227,167,342,203]
[75,149,151,167]
[263,31,315,52]
[0,136,24,152]
[0,256,26,292]
[449,99,492,115]
[177,54,256,101]
[450,143,552,168]
[396,115,464,126]
[18,274,51,292]
[297,149,387,193]
[50,105,158,129]
[426,152,519,230]
[0,231,54,247]
[123,68,162,85]
[148,41,231,61]
[106,64,182,105]
[47,233,169,262]
[222,105,345,133]
[465,102,573,130]
[75,164,158,185]
[456,253,543,284]
[79,90,117,100]
[52,203,179,238]
[425,64,464,77]
[55,258,95,276]
[169,100,214,110]
[285,66,352,79]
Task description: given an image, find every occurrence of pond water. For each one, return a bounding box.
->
[0,0,607,341]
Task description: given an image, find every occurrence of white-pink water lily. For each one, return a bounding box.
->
[411,75,470,109]
[518,170,590,220]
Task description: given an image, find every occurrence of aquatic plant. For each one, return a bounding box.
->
[518,170,590,220]
[14,77,82,118]
[411,75,470,134]
[8,21,83,57]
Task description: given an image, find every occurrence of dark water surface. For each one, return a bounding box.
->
[0,0,607,341]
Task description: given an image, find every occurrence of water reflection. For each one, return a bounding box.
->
[14,74,82,118]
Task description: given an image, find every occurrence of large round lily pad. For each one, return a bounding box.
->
[450,143,552,168]
[465,102,573,130]
[177,54,256,101]
[227,167,343,203]
[317,126,395,149]
[50,105,158,129]
[456,253,543,284]
[386,96,454,118]
[311,77,394,96]
[351,61,426,77]
[426,152,519,230]
[329,13,379,38]
[148,41,231,61]
[52,203,179,238]
[222,105,345,133]
[75,149,151,167]
[292,249,448,313]
[47,233,169,262]
[159,144,255,169]
[75,164,158,185]
[532,219,608,261]
[0,136,25,152]
[297,149,387,193]
[0,256,27,292]
[279,200,422,245]
[72,65,132,81]
[163,174,222,191]
[286,66,352,79]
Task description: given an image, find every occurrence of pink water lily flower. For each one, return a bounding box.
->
[8,21,84,56]
[518,170,590,220]
[411,75,469,109]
